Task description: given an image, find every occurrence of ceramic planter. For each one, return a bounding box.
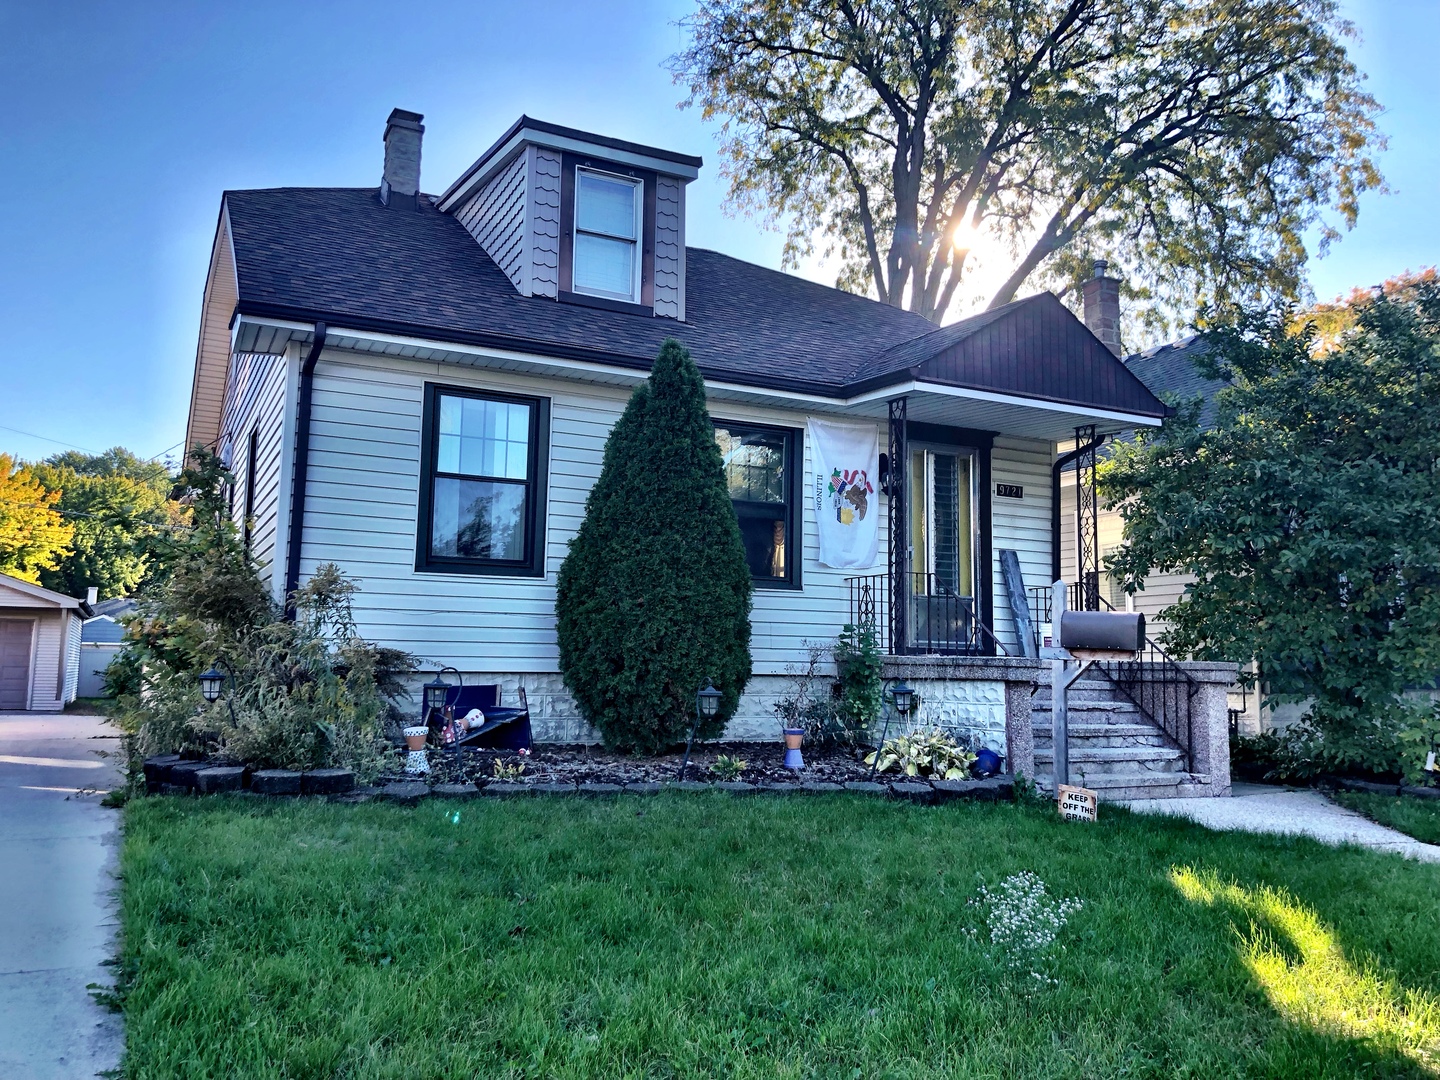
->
[783,728,805,770]
[403,726,429,752]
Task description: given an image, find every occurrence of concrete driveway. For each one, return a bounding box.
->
[0,711,124,1079]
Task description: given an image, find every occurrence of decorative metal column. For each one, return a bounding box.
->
[888,397,909,654]
[1074,423,1100,610]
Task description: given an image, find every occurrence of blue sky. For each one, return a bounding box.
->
[1,0,1434,466]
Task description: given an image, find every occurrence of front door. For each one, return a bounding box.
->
[908,447,978,652]
[0,619,35,710]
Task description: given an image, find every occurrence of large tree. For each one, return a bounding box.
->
[556,339,753,753]
[31,448,179,599]
[1101,282,1440,775]
[0,453,73,584]
[671,0,1383,329]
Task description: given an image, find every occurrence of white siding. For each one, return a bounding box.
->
[990,436,1053,650]
[219,351,290,586]
[28,610,65,712]
[63,611,81,703]
[298,350,885,675]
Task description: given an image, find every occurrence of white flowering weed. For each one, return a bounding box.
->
[966,871,1082,985]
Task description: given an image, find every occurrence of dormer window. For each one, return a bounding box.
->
[573,169,642,303]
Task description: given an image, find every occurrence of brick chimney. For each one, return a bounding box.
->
[1081,259,1123,357]
[381,108,424,209]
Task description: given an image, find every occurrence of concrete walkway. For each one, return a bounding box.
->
[0,711,124,1079]
[1121,782,1440,863]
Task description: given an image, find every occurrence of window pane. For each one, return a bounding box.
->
[715,426,786,503]
[736,513,787,580]
[576,172,637,238]
[573,233,635,298]
[436,394,531,480]
[430,478,527,561]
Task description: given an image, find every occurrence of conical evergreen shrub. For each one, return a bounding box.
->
[556,338,753,752]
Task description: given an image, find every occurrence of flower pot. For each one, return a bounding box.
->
[403,726,429,752]
[782,728,805,770]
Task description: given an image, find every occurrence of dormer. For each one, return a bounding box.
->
[435,117,702,320]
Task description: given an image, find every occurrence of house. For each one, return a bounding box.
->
[0,572,92,711]
[79,596,136,699]
[182,108,1235,796]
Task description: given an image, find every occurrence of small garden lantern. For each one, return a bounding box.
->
[697,681,722,721]
[869,679,916,778]
[198,665,227,703]
[891,681,915,717]
[679,680,722,780]
[423,673,452,715]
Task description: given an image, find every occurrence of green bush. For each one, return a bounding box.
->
[556,339,753,753]
[834,622,883,734]
[110,449,415,780]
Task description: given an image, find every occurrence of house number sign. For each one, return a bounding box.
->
[995,483,1024,499]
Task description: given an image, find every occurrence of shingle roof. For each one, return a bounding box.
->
[223,186,1168,417]
[1124,335,1227,429]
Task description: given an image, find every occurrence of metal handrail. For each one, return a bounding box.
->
[845,573,1010,657]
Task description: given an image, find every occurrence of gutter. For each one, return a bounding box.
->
[1050,430,1108,583]
[283,322,327,618]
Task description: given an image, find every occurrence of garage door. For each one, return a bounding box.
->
[0,619,34,710]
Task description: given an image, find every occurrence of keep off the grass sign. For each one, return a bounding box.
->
[1057,785,1098,823]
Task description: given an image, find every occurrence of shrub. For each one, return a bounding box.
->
[556,339,753,753]
[834,622,883,733]
[110,449,415,780]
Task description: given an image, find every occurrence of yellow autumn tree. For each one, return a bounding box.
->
[0,453,73,584]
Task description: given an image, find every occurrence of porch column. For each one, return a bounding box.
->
[887,397,909,654]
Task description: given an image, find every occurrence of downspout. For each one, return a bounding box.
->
[1050,430,1107,583]
[283,322,327,618]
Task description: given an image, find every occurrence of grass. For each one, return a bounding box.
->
[1333,790,1440,845]
[118,793,1440,1079]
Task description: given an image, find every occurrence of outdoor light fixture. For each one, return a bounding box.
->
[680,679,722,780]
[869,679,916,778]
[891,681,915,717]
[198,665,226,703]
[422,674,452,714]
[697,681,722,721]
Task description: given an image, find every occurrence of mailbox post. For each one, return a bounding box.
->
[1044,580,1145,790]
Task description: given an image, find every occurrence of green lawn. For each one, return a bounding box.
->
[1333,790,1440,846]
[118,794,1440,1078]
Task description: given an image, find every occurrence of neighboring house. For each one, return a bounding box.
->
[181,108,1237,797]
[79,598,136,699]
[0,572,92,712]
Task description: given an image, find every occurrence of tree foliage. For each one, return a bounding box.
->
[31,447,180,599]
[1101,283,1440,776]
[0,452,73,584]
[671,0,1383,331]
[111,449,415,778]
[556,339,753,753]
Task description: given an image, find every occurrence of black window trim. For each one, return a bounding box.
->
[713,417,803,591]
[415,382,550,578]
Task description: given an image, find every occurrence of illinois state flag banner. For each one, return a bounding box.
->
[807,418,879,569]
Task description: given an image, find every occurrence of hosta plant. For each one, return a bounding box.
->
[865,727,975,779]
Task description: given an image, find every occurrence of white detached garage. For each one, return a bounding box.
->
[0,573,91,712]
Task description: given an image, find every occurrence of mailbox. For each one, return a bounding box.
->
[1059,610,1145,654]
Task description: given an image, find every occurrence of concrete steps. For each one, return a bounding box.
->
[1030,671,1194,800]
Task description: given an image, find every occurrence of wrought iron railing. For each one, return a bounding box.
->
[845,573,1010,656]
[1026,581,1201,771]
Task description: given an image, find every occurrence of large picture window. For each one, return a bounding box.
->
[417,385,549,576]
[714,421,800,588]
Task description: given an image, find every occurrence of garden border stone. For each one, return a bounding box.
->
[577,782,623,796]
[301,769,356,795]
[624,782,663,795]
[251,770,303,796]
[481,783,531,797]
[380,782,430,804]
[889,782,935,803]
[167,761,210,790]
[715,782,756,795]
[800,781,844,793]
[143,755,182,792]
[843,781,887,795]
[433,783,480,799]
[1400,785,1440,800]
[531,783,579,796]
[195,766,247,794]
